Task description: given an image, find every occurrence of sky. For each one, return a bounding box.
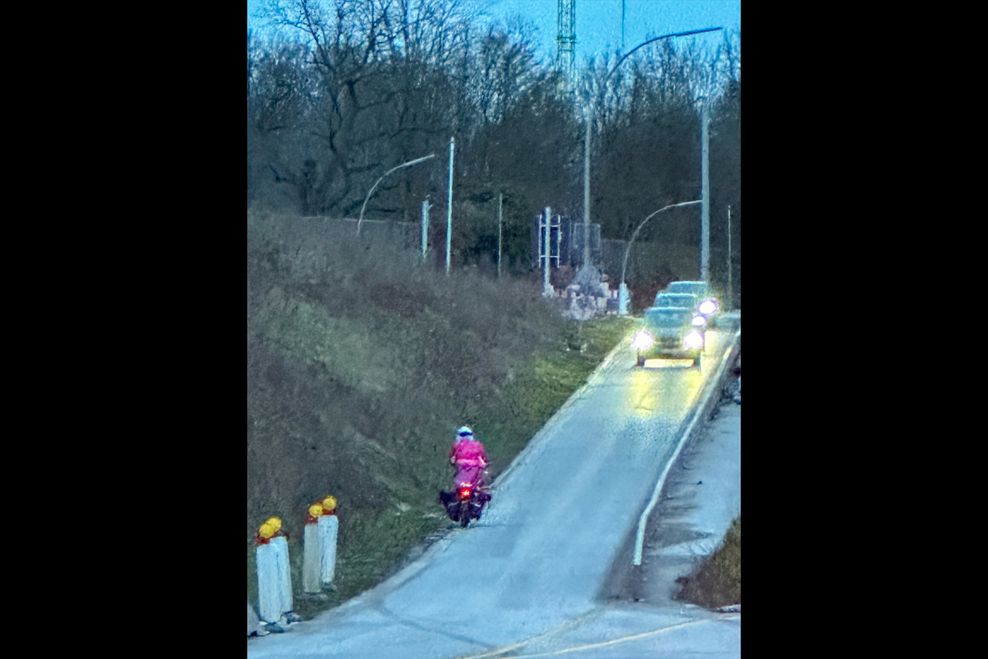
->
[247,0,740,64]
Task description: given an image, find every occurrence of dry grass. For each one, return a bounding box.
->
[247,209,635,617]
[676,516,741,608]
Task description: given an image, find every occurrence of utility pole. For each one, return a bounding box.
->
[557,0,576,86]
[445,137,455,275]
[621,0,626,51]
[701,101,710,281]
[583,117,592,271]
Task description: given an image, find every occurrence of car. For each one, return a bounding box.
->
[654,292,709,335]
[653,292,697,309]
[664,280,720,325]
[631,306,704,368]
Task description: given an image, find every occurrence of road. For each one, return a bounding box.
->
[248,324,739,658]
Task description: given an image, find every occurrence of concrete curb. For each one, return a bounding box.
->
[632,327,741,565]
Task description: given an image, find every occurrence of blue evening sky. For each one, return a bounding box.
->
[247,0,740,63]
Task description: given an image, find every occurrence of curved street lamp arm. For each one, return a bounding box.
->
[605,27,723,83]
[356,153,436,236]
[621,200,702,286]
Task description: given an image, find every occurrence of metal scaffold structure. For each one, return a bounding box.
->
[556,0,576,87]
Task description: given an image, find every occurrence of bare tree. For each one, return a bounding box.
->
[252,0,483,217]
[247,3,739,281]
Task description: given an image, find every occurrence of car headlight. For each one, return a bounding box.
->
[691,315,707,328]
[683,331,704,350]
[698,299,719,316]
[632,330,654,350]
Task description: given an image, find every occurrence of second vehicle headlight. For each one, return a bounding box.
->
[632,330,654,350]
[691,315,707,328]
[683,331,704,350]
[698,299,719,316]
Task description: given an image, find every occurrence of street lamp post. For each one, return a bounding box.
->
[701,100,710,281]
[445,137,454,275]
[618,200,702,315]
[356,153,436,237]
[727,204,733,308]
[581,27,722,277]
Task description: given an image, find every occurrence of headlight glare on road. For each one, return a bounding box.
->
[698,299,718,316]
[632,331,654,350]
[683,331,704,350]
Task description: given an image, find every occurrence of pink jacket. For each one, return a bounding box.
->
[449,438,488,487]
[449,438,488,467]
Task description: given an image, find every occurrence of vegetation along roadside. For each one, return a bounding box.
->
[247,210,636,619]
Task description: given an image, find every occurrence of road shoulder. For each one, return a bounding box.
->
[600,396,741,609]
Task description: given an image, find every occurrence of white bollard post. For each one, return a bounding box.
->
[302,504,324,594]
[318,496,339,586]
[618,282,630,315]
[271,534,293,616]
[319,515,339,586]
[255,524,282,624]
